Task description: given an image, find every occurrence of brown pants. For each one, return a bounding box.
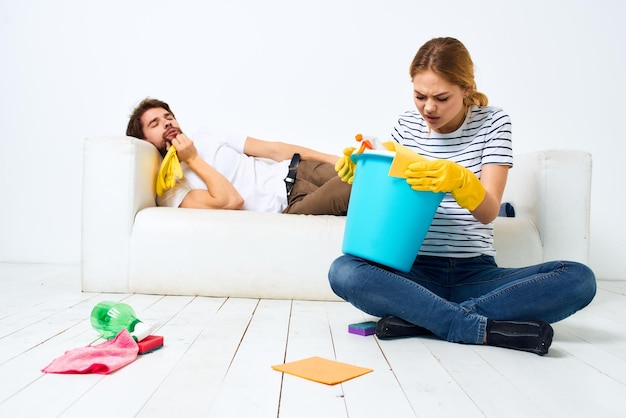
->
[283,160,351,215]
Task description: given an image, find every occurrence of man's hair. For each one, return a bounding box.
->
[126,98,176,139]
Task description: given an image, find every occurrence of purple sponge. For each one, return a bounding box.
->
[348,321,377,336]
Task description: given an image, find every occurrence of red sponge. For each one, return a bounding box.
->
[137,335,164,354]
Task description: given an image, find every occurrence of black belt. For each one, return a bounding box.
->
[284,153,300,196]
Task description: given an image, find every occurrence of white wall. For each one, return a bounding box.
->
[1,0,624,279]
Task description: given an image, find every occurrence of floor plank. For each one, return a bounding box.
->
[137,297,257,417]
[474,340,625,418]
[326,302,418,418]
[277,300,348,418]
[379,337,485,417]
[206,299,290,418]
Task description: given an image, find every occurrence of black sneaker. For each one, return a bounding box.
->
[375,316,432,340]
[485,319,554,356]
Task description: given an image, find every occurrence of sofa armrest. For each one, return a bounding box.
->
[502,150,592,264]
[81,136,160,292]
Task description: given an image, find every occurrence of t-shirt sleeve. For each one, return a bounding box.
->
[482,109,513,167]
[156,175,192,208]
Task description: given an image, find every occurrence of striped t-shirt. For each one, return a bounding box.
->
[390,105,513,258]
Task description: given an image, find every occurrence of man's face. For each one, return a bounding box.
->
[140,107,182,155]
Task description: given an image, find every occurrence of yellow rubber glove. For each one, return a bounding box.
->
[336,134,393,184]
[156,145,183,197]
[335,146,357,184]
[405,159,485,211]
[382,141,397,151]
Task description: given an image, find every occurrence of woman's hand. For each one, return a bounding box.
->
[405,159,485,211]
[335,147,357,183]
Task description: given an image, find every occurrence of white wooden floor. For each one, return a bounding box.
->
[1,263,625,418]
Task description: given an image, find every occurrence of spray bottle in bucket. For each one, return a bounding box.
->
[342,149,443,272]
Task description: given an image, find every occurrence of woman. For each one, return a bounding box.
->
[329,37,596,355]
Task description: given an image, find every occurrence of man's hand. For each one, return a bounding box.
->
[405,159,486,211]
[170,133,199,164]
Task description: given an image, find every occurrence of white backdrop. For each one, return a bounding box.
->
[1,0,624,279]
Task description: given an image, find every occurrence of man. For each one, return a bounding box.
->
[126,98,351,215]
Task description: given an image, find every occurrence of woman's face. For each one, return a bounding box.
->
[412,70,468,134]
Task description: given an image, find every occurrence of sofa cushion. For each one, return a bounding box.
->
[493,217,542,267]
[129,208,345,300]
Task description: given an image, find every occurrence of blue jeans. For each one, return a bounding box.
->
[328,254,596,344]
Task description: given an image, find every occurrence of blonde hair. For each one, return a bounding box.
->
[409,37,488,107]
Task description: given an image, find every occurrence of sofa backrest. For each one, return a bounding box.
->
[502,149,592,264]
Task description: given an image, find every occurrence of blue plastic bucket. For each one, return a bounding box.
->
[342,150,443,272]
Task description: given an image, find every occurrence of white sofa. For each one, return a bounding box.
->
[81,137,592,301]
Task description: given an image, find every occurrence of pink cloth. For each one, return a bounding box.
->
[42,329,139,374]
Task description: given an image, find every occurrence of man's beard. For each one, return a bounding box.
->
[160,129,180,155]
[164,127,181,141]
